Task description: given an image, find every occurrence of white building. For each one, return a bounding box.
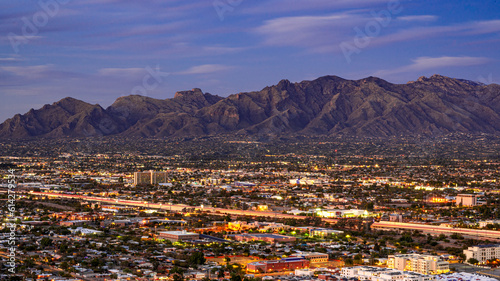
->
[464,244,500,263]
[341,266,435,281]
[435,273,497,281]
[309,228,344,237]
[69,227,102,235]
[455,194,478,206]
[388,254,449,275]
[479,220,500,228]
[295,269,314,276]
[315,209,370,218]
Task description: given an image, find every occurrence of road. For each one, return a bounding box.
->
[24,191,339,223]
[372,221,500,240]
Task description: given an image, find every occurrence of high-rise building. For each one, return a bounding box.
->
[456,194,478,206]
[133,170,169,186]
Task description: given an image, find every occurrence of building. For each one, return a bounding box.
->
[290,178,323,185]
[389,214,403,222]
[435,273,498,281]
[157,231,199,242]
[388,254,449,275]
[479,220,500,228]
[309,228,344,237]
[455,194,478,206]
[247,258,309,273]
[234,233,296,243]
[341,266,435,281]
[59,220,86,227]
[464,244,500,264]
[315,209,370,218]
[291,252,329,263]
[69,227,103,235]
[133,171,169,186]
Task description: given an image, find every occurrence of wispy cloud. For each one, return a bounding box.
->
[244,0,391,14]
[374,56,491,76]
[397,15,438,22]
[255,12,368,52]
[98,68,146,77]
[0,56,23,62]
[176,64,234,75]
[255,13,500,53]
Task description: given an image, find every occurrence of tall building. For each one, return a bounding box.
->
[388,254,449,275]
[456,194,478,206]
[133,170,169,186]
[464,245,500,263]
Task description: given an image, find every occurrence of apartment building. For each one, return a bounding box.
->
[464,244,500,263]
[388,254,449,275]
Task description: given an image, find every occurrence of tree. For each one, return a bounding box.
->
[468,258,479,265]
[188,251,206,267]
[40,237,52,247]
[231,274,242,281]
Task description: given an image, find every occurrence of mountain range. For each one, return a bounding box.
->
[1,74,499,139]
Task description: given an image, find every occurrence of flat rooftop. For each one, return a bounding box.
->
[158,231,198,235]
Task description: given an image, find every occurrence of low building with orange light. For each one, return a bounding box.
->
[247,258,309,273]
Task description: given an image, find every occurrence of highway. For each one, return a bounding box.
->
[24,191,339,223]
[372,221,500,240]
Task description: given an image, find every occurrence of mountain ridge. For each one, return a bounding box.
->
[1,74,499,139]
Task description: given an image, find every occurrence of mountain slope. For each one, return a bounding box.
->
[1,75,499,139]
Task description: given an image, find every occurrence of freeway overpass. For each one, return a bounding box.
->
[372,221,500,240]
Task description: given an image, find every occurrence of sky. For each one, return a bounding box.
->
[1,0,500,122]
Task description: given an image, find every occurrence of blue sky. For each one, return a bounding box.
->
[1,0,499,122]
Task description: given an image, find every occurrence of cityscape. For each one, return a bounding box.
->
[1,136,500,280]
[1,0,500,281]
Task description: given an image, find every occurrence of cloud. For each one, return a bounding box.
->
[0,56,23,62]
[176,64,234,75]
[98,68,146,77]
[244,0,391,14]
[255,12,500,54]
[372,19,500,47]
[397,15,438,22]
[374,56,491,76]
[255,12,368,52]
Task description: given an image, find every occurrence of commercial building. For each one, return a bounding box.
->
[479,220,500,228]
[387,254,449,275]
[455,194,478,206]
[133,171,169,186]
[341,266,435,281]
[291,252,329,263]
[247,258,309,273]
[309,228,344,237]
[464,244,500,264]
[234,233,296,243]
[289,178,323,185]
[435,273,497,281]
[315,209,371,218]
[157,231,199,242]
